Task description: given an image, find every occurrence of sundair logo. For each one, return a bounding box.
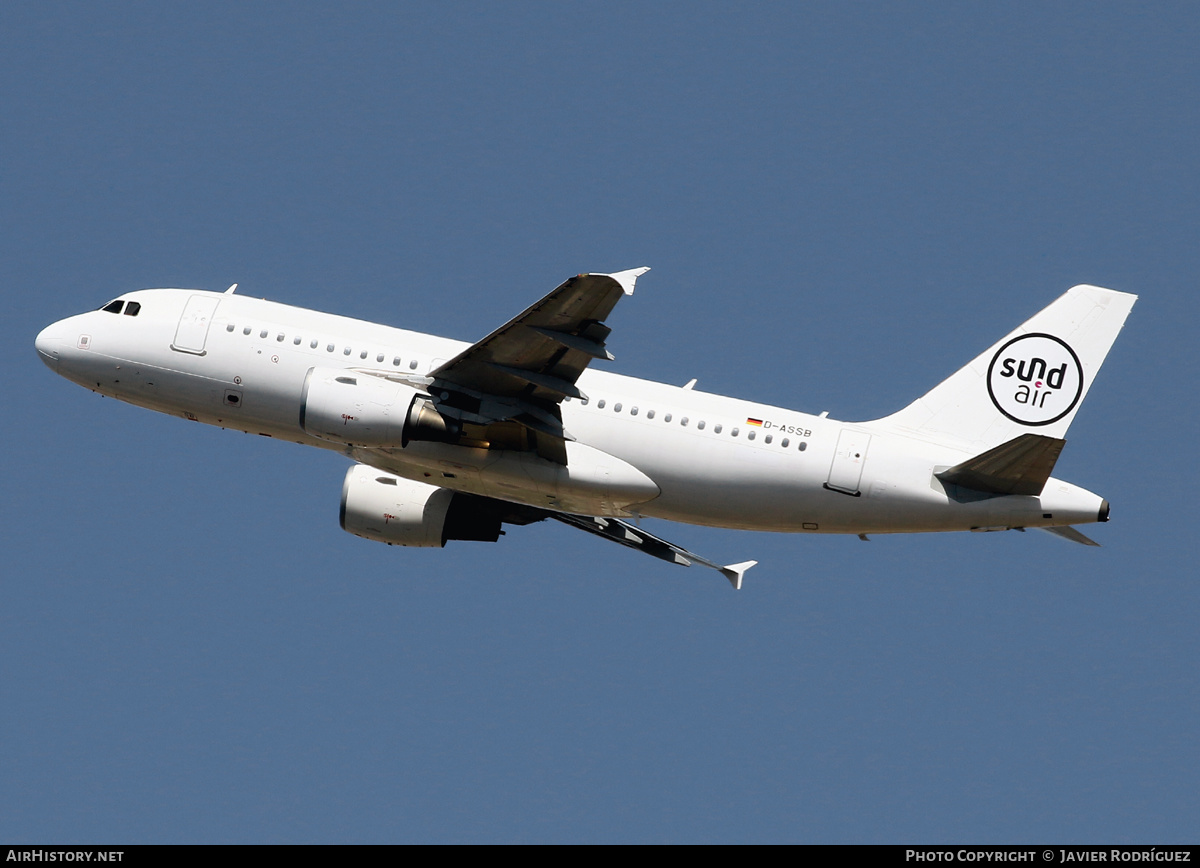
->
[986,333,1084,426]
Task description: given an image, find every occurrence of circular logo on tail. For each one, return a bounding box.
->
[986,333,1083,426]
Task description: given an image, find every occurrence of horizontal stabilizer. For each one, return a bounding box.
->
[1038,525,1101,546]
[937,433,1065,496]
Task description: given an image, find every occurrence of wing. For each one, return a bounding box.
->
[426,268,649,463]
[551,513,757,589]
[437,492,756,588]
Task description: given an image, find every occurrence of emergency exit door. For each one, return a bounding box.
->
[825,429,871,496]
[171,295,221,355]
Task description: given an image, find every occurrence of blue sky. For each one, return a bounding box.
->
[3,3,1197,843]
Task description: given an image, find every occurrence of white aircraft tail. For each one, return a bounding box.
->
[876,285,1137,450]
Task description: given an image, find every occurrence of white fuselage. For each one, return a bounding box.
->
[35,288,1107,535]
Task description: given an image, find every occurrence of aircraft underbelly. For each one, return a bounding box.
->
[361,440,661,517]
[623,432,1097,534]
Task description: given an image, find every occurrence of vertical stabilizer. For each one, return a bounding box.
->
[876,285,1136,450]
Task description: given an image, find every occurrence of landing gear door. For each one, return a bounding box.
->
[826,429,871,495]
[172,295,221,355]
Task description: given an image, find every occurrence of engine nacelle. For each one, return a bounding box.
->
[339,464,503,547]
[300,367,459,447]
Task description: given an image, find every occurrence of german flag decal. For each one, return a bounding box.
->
[745,418,763,427]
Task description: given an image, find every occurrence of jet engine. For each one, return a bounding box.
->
[340,464,518,547]
[300,367,459,447]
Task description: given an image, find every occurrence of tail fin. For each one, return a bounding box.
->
[876,285,1137,450]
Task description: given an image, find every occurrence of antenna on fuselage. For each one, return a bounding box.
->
[225,284,238,294]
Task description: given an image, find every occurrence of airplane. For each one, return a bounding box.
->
[34,269,1136,588]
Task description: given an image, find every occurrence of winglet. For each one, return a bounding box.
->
[720,560,758,590]
[607,267,651,296]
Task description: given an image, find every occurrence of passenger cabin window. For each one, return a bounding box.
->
[343,347,352,356]
[613,403,622,413]
[376,353,385,363]
[630,407,638,416]
[782,438,790,448]
[102,300,124,314]
[798,441,807,451]
[597,400,606,409]
[124,302,141,316]
[681,417,688,427]
[697,420,705,430]
[714,424,722,434]
[646,410,654,419]
[392,356,401,366]
[765,434,773,444]
[311,339,319,349]
[327,343,335,352]
[294,336,302,345]
[260,330,268,339]
[748,430,756,440]
[409,360,418,370]
[226,324,235,332]
[664,414,672,423]
[243,327,252,335]
[360,350,368,359]
[276,333,285,342]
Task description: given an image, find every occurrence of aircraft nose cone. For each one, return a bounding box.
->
[35,323,65,371]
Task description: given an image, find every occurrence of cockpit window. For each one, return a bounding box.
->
[101,300,124,314]
[124,301,141,317]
